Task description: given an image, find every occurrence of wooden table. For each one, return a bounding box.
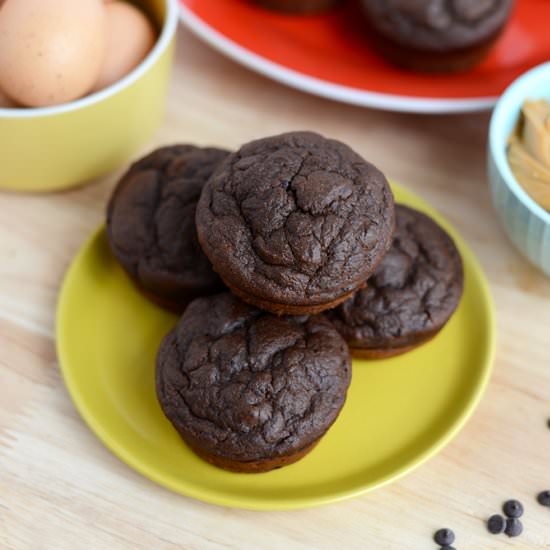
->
[2,26,550,550]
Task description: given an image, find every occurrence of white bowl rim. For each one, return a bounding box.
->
[0,0,178,119]
[489,61,550,226]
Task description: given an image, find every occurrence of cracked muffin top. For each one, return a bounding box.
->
[156,293,352,462]
[361,0,514,51]
[195,132,395,313]
[107,145,229,308]
[328,205,464,351]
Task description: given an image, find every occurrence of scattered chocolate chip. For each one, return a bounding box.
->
[434,529,455,545]
[504,518,523,538]
[487,514,505,534]
[546,418,550,429]
[440,547,456,550]
[537,491,550,507]
[503,499,524,518]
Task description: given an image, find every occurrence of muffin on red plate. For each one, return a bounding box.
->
[361,0,515,73]
[252,0,341,15]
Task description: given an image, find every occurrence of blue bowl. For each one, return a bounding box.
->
[488,62,550,276]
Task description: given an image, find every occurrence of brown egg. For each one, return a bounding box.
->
[0,87,16,108]
[93,1,156,92]
[0,0,106,107]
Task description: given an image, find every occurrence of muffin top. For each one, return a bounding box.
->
[361,0,515,51]
[156,293,351,462]
[107,145,229,303]
[196,131,395,309]
[328,205,464,351]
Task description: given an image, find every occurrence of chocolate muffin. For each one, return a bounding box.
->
[156,293,352,473]
[252,0,340,14]
[361,0,515,73]
[107,145,230,311]
[328,205,464,358]
[196,132,395,315]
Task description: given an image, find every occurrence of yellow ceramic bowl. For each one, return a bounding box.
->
[0,0,178,192]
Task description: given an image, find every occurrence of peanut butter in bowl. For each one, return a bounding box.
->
[508,99,550,211]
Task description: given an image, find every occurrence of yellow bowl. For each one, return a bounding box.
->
[0,0,178,192]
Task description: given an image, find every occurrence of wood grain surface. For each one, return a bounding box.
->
[1,26,550,550]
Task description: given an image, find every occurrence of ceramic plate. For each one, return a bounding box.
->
[178,0,550,113]
[57,183,495,510]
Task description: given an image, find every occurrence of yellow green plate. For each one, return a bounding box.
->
[57,183,495,510]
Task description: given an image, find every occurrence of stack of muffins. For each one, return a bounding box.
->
[107,131,463,473]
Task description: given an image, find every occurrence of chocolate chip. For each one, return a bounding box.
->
[487,514,505,534]
[537,491,550,506]
[503,499,524,518]
[504,518,523,538]
[434,529,455,545]
[440,547,456,550]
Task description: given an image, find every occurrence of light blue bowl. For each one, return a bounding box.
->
[489,62,550,277]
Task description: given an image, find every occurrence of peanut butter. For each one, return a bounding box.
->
[507,99,550,211]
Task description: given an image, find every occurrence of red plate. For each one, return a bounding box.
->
[179,0,550,113]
